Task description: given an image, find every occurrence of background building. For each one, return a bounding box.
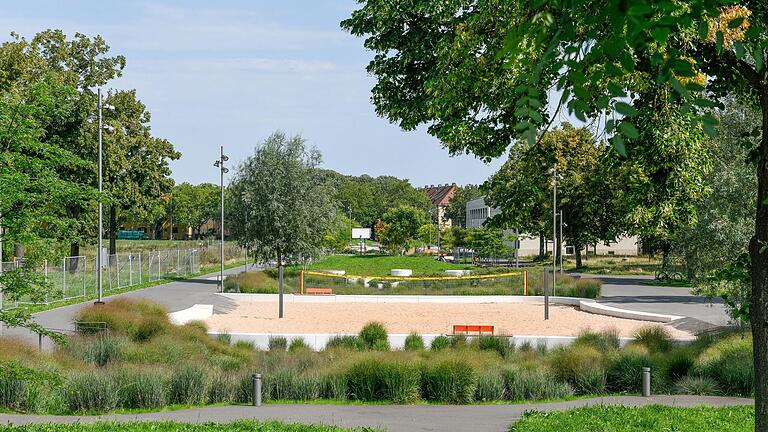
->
[420,183,458,229]
[466,196,640,257]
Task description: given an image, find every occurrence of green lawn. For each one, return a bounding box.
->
[302,254,472,277]
[509,405,754,432]
[0,421,375,432]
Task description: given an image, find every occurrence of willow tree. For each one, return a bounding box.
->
[344,1,768,427]
[228,132,334,317]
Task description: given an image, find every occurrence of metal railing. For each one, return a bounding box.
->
[0,248,201,308]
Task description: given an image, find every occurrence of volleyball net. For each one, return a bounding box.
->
[298,270,529,296]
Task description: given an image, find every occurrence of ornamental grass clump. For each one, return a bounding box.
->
[404,333,425,351]
[345,357,420,402]
[696,333,753,396]
[420,359,477,403]
[474,372,506,402]
[503,368,573,401]
[118,368,167,409]
[168,365,207,405]
[64,372,119,413]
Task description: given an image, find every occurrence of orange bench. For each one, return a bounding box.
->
[305,288,334,295]
[452,325,495,335]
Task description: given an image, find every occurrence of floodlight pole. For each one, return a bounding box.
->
[550,167,560,298]
[214,146,229,292]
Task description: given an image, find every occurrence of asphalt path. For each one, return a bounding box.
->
[0,396,753,432]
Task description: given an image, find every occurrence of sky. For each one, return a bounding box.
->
[0,0,508,188]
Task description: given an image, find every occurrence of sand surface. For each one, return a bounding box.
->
[205,301,691,338]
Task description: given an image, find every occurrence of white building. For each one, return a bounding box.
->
[465,197,640,257]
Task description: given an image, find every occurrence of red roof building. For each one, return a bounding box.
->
[419,183,458,228]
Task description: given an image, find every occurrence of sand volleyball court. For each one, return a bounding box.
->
[204,299,691,338]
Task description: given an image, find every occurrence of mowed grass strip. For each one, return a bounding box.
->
[0,420,377,432]
[509,405,754,432]
[302,254,472,277]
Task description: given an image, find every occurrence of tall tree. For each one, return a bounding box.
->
[228,132,334,316]
[343,3,768,425]
[443,184,482,228]
[0,76,92,340]
[379,205,426,254]
[102,89,179,253]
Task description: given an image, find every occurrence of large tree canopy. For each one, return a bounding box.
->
[344,2,768,428]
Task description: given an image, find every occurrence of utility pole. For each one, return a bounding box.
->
[213,146,229,292]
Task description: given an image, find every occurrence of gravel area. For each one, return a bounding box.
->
[204,300,692,338]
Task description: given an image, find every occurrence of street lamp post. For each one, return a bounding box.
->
[213,146,229,292]
[96,89,115,304]
[549,167,562,297]
[559,210,564,273]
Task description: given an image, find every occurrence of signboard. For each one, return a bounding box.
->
[351,228,371,239]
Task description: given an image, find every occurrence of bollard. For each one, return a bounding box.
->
[38,333,43,352]
[642,367,651,397]
[252,374,262,407]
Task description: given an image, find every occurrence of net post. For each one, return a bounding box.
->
[524,271,528,295]
[300,270,304,295]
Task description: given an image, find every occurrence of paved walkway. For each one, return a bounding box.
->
[0,396,753,431]
[585,274,732,332]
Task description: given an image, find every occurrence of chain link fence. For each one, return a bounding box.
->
[0,248,201,308]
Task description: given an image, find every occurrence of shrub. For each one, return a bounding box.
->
[325,335,364,351]
[663,351,695,383]
[64,334,125,367]
[503,368,573,401]
[632,326,672,353]
[65,372,119,413]
[430,336,451,350]
[216,333,232,345]
[76,299,169,342]
[475,372,505,402]
[373,338,391,352]
[606,348,653,393]
[168,365,207,405]
[474,336,512,358]
[548,345,606,394]
[234,340,255,351]
[404,333,425,351]
[449,334,468,348]
[0,375,40,412]
[359,322,388,349]
[421,359,476,403]
[674,376,720,395]
[573,367,607,395]
[346,357,420,402]
[118,369,167,409]
[289,338,310,352]
[574,328,620,352]
[268,336,288,352]
[697,334,753,396]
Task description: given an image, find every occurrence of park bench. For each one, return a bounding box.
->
[452,324,494,335]
[305,288,334,295]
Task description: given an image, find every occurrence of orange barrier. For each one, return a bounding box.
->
[524,271,529,295]
[452,324,494,335]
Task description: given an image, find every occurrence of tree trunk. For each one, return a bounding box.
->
[109,205,117,255]
[69,242,80,272]
[538,232,545,258]
[13,243,24,260]
[750,92,768,432]
[575,245,583,268]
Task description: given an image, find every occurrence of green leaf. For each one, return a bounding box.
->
[734,41,745,59]
[619,121,640,139]
[728,17,745,29]
[614,101,638,117]
[698,21,709,40]
[611,135,626,156]
[715,31,724,53]
[628,4,653,16]
[650,27,671,43]
[755,48,765,72]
